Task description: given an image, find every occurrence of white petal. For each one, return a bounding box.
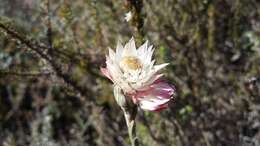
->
[140,74,163,90]
[135,63,168,88]
[122,37,137,57]
[153,63,169,72]
[108,47,116,61]
[132,74,163,91]
[124,11,132,22]
[107,61,134,93]
[144,45,154,64]
[128,37,136,50]
[116,40,124,61]
[137,40,148,55]
[139,97,170,111]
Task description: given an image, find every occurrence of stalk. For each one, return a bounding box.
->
[114,85,139,146]
[122,106,139,146]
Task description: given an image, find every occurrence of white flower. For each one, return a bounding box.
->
[101,37,175,111]
[124,11,132,22]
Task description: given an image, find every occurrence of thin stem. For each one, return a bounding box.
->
[0,22,91,101]
[113,86,139,146]
[124,0,144,45]
[122,106,139,146]
[0,70,54,77]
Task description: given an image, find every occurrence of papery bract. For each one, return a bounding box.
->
[101,37,176,111]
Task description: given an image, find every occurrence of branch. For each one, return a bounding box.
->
[124,0,144,44]
[0,22,93,101]
[0,70,54,77]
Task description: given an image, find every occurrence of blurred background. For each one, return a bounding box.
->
[0,0,260,146]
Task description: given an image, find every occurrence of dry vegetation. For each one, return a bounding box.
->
[0,0,260,146]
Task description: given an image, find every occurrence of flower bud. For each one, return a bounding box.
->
[113,85,127,109]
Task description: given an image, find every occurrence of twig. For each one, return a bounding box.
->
[0,70,54,77]
[46,0,53,50]
[124,0,144,45]
[0,22,92,101]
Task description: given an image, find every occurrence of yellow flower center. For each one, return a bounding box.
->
[120,56,142,70]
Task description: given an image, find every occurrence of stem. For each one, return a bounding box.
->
[123,106,139,146]
[124,0,144,45]
[113,86,139,146]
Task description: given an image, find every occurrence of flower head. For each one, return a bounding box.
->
[101,37,176,111]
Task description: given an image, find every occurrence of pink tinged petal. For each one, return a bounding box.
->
[151,103,169,112]
[100,67,113,81]
[139,97,171,111]
[134,80,176,111]
[132,63,168,91]
[151,81,175,94]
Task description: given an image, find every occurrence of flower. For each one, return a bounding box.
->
[124,11,132,22]
[101,37,176,111]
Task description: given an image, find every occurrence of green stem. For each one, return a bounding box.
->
[123,106,139,146]
[114,86,139,146]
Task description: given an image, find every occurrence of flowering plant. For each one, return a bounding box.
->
[101,37,176,146]
[101,37,176,111]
